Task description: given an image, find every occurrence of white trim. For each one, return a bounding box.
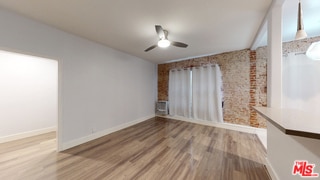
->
[0,126,56,143]
[158,115,267,149]
[265,158,280,180]
[60,114,155,151]
[159,115,266,134]
[57,57,63,151]
[250,0,286,50]
[256,130,267,149]
[164,52,220,64]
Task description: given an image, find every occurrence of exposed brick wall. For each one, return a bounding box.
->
[158,36,320,129]
[249,51,258,127]
[158,64,169,101]
[158,49,264,127]
[255,46,268,127]
[283,36,320,55]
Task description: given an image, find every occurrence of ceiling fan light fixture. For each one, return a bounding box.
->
[306,41,320,60]
[144,25,188,52]
[157,39,171,48]
[295,0,307,40]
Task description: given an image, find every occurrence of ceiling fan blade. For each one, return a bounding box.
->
[171,41,188,48]
[155,25,165,39]
[144,45,157,52]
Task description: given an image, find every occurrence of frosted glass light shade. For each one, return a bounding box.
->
[158,39,170,48]
[306,41,320,60]
[295,30,307,40]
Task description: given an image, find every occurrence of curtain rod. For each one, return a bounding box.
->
[170,64,219,71]
[283,52,306,57]
[295,52,306,55]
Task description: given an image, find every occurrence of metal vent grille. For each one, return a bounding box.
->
[156,101,168,115]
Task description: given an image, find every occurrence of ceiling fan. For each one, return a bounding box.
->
[144,25,188,52]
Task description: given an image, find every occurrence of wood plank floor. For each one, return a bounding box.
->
[0,117,270,180]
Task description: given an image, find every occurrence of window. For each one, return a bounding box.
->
[168,65,223,122]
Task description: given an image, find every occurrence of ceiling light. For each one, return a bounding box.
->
[306,41,320,60]
[295,0,307,40]
[158,39,171,48]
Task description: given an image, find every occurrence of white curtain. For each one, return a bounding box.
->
[168,68,191,117]
[192,65,223,122]
[283,53,320,116]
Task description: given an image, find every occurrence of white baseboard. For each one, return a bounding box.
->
[60,114,155,151]
[265,158,280,180]
[0,126,56,143]
[159,115,266,134]
[158,115,267,149]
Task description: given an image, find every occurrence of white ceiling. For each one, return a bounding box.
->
[0,0,319,63]
[258,0,320,47]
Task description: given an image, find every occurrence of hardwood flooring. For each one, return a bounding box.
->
[0,117,270,180]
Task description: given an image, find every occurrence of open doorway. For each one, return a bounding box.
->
[0,50,59,150]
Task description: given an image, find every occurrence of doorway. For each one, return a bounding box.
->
[0,50,59,150]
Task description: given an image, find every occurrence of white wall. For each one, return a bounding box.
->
[267,122,320,180]
[283,53,320,117]
[0,7,156,149]
[0,51,57,139]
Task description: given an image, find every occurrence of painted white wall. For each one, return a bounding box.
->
[267,3,283,108]
[283,53,320,118]
[0,51,58,138]
[267,121,320,180]
[0,7,156,149]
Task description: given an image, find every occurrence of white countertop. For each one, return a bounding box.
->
[253,107,320,139]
